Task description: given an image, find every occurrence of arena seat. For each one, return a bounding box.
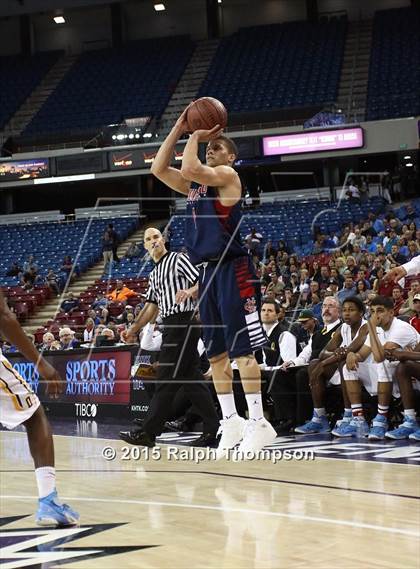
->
[0,217,138,320]
[198,19,347,113]
[0,50,63,130]
[23,36,194,138]
[366,7,420,121]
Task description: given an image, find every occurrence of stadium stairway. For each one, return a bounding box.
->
[24,225,146,335]
[155,38,220,137]
[2,54,79,138]
[336,19,372,122]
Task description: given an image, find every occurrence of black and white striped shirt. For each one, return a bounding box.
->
[145,252,198,319]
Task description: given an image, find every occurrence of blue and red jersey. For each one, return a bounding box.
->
[184,183,246,264]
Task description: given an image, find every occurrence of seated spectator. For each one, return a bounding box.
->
[116,305,135,325]
[327,278,340,298]
[314,265,330,289]
[388,244,407,265]
[352,244,364,265]
[297,269,310,291]
[45,269,60,295]
[21,267,39,291]
[399,280,420,317]
[23,255,38,274]
[330,268,344,288]
[263,239,277,261]
[265,273,284,298]
[356,279,369,302]
[95,327,116,347]
[345,256,359,277]
[39,332,56,351]
[296,309,319,351]
[59,327,79,350]
[107,280,137,303]
[99,307,110,325]
[337,276,357,304]
[6,262,22,277]
[244,227,263,252]
[93,324,106,344]
[409,294,420,333]
[407,240,419,260]
[87,308,101,325]
[346,180,360,203]
[307,280,320,303]
[83,318,96,343]
[91,292,108,311]
[373,268,394,297]
[60,293,79,314]
[281,288,293,310]
[61,255,80,280]
[125,242,141,262]
[392,286,405,316]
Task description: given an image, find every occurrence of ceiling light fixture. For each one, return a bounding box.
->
[154,3,165,11]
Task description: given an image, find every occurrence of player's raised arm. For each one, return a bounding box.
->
[150,106,192,195]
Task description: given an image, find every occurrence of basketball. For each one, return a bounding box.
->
[186,97,228,133]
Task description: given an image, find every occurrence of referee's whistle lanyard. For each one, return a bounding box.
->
[201,262,208,282]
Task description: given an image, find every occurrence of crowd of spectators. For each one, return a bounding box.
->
[2,199,419,440]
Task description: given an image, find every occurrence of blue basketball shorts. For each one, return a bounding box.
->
[198,256,267,359]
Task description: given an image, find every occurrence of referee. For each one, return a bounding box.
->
[120,227,219,447]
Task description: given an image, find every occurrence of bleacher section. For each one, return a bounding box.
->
[366,7,420,121]
[0,51,63,130]
[198,19,347,113]
[0,217,138,321]
[23,37,194,137]
[30,195,420,341]
[33,277,147,344]
[168,197,386,258]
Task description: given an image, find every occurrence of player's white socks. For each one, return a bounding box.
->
[378,404,389,417]
[35,466,56,499]
[245,393,264,421]
[312,407,327,422]
[218,393,237,420]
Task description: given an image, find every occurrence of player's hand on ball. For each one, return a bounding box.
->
[191,124,223,142]
[175,103,194,134]
[38,360,63,398]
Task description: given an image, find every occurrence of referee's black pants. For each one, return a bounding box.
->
[142,311,219,437]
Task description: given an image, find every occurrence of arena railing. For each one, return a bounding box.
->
[74,203,140,220]
[0,211,64,225]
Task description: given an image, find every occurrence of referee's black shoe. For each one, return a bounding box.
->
[119,428,156,447]
[186,433,219,447]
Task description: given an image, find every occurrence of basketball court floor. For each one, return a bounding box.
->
[1,420,419,569]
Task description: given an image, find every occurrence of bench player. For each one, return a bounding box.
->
[337,295,419,439]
